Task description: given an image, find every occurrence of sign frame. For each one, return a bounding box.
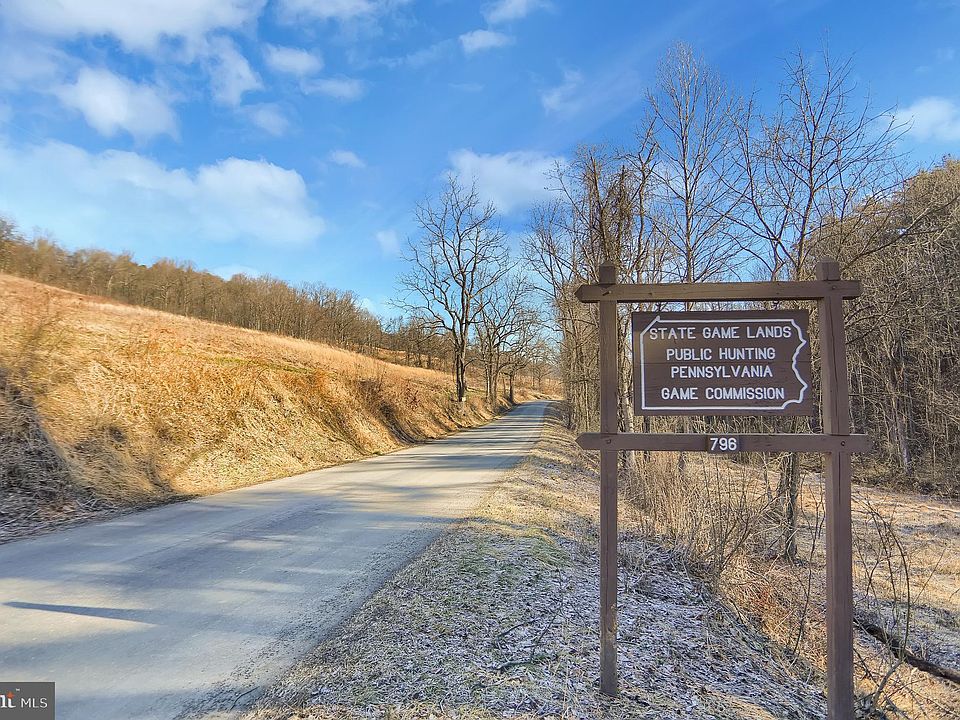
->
[574,260,868,720]
[631,309,814,416]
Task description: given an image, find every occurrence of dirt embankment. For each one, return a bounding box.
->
[0,273,533,542]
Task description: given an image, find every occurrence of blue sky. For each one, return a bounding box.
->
[0,0,958,315]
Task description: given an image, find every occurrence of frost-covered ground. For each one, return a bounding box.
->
[243,406,825,720]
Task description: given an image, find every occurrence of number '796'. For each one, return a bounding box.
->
[708,436,739,452]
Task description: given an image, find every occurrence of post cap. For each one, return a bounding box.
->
[598,264,617,285]
[816,257,841,281]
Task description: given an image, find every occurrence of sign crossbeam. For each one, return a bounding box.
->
[576,432,872,453]
[576,259,863,720]
[575,278,861,303]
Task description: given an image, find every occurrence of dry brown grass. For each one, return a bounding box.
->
[716,471,960,719]
[0,273,532,541]
[807,479,959,718]
[623,450,960,719]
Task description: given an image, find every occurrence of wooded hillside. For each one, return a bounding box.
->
[0,221,384,350]
[844,160,960,490]
[0,220,555,402]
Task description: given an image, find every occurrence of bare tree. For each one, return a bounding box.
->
[731,48,904,560]
[500,316,540,403]
[648,42,742,291]
[644,44,743,476]
[523,131,667,436]
[522,199,591,427]
[731,50,903,283]
[397,176,511,403]
[476,272,534,407]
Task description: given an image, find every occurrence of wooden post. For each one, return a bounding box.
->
[597,263,619,696]
[817,258,855,720]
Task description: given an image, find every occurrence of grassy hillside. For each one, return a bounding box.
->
[0,273,527,541]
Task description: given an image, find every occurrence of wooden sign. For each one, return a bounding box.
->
[632,310,813,416]
[574,261,869,720]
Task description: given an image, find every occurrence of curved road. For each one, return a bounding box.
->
[0,401,548,720]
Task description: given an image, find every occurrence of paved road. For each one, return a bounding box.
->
[0,401,548,720]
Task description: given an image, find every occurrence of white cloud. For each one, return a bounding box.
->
[301,77,365,101]
[448,149,562,214]
[459,29,513,55]
[197,158,322,241]
[55,67,177,141]
[540,68,583,114]
[376,40,452,70]
[539,61,642,130]
[329,149,366,168]
[264,44,323,76]
[375,229,400,256]
[206,37,261,105]
[0,37,69,91]
[0,0,265,54]
[246,104,289,136]
[277,0,375,22]
[0,139,325,250]
[3,2,266,115]
[399,41,449,68]
[897,97,960,142]
[483,0,549,24]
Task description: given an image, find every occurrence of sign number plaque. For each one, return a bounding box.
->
[707,436,739,453]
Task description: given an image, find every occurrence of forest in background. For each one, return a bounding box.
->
[0,221,388,352]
